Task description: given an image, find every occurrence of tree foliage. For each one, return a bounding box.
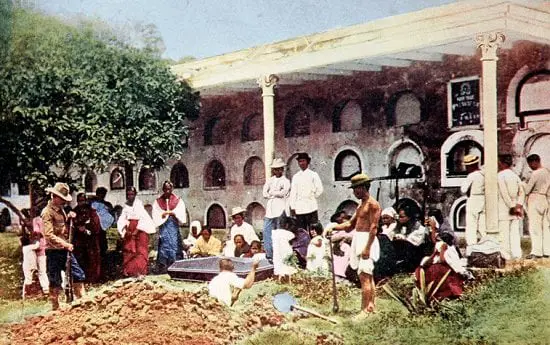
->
[0,7,200,188]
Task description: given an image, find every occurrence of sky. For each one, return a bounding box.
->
[37,0,457,60]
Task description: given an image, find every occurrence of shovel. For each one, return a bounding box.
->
[327,235,339,313]
[272,292,339,324]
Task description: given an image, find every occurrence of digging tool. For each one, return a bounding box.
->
[327,234,339,313]
[273,292,339,324]
[65,218,74,303]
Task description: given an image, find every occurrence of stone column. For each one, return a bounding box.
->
[476,32,505,235]
[257,74,279,179]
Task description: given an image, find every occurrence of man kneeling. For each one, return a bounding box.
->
[208,258,259,306]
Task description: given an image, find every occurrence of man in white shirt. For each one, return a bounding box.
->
[460,154,486,249]
[223,207,260,256]
[289,152,323,231]
[208,258,259,306]
[262,158,291,262]
[525,154,550,259]
[497,154,525,260]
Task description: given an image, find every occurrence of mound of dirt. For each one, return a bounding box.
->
[10,280,285,345]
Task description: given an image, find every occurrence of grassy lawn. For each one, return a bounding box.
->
[1,231,549,344]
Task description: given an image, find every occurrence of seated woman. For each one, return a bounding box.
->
[306,223,329,273]
[233,234,250,258]
[390,206,432,273]
[374,207,399,281]
[183,221,202,256]
[380,207,397,237]
[189,227,222,257]
[415,232,473,300]
[244,240,266,260]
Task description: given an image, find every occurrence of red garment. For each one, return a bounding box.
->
[415,263,465,300]
[123,220,149,277]
[156,194,179,211]
[73,204,102,283]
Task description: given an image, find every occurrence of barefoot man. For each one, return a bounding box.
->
[328,173,380,320]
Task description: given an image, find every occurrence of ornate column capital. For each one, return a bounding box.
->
[257,74,279,96]
[475,32,505,61]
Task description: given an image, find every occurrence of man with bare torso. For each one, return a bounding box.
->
[328,173,380,320]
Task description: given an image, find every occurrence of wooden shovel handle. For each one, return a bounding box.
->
[291,305,339,324]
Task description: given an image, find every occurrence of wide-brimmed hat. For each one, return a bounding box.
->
[45,182,72,202]
[270,158,285,169]
[349,173,371,188]
[463,154,479,166]
[231,206,246,217]
[295,152,311,162]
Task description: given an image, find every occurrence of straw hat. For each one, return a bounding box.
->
[231,206,246,217]
[349,173,371,188]
[463,154,479,166]
[45,182,72,202]
[270,158,285,169]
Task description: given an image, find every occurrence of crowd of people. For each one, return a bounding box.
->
[18,150,547,318]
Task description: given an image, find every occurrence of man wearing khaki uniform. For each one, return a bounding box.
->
[525,154,550,259]
[497,154,525,260]
[460,155,486,249]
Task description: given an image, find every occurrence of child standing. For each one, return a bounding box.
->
[306,223,329,273]
[21,210,49,297]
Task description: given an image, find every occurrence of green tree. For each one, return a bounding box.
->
[0,7,200,197]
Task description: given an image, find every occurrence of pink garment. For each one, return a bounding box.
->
[333,241,352,277]
[32,217,46,256]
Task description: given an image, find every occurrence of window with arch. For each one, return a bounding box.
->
[386,91,422,127]
[204,160,226,189]
[515,69,550,128]
[243,156,265,185]
[110,168,125,190]
[242,113,263,142]
[446,140,483,177]
[334,150,362,181]
[333,100,362,132]
[204,117,225,146]
[285,154,301,180]
[170,162,189,189]
[389,142,424,179]
[84,171,97,193]
[450,197,467,233]
[207,204,226,229]
[138,167,156,191]
[284,105,310,137]
[336,200,359,218]
[246,202,266,231]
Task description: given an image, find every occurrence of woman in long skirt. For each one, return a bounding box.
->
[117,187,156,277]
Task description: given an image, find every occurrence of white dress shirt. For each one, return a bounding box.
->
[263,175,291,218]
[289,168,323,214]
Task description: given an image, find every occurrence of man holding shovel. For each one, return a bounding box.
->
[327,173,380,321]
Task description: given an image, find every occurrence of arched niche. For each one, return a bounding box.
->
[204,159,226,189]
[170,162,189,189]
[138,166,157,191]
[449,196,467,233]
[110,167,125,190]
[386,91,422,127]
[246,202,266,232]
[332,100,362,132]
[204,117,225,145]
[206,203,227,229]
[84,171,97,193]
[285,154,301,180]
[336,200,359,218]
[242,113,263,142]
[284,105,310,137]
[440,130,484,187]
[520,133,550,178]
[334,148,362,181]
[387,139,425,180]
[243,156,265,186]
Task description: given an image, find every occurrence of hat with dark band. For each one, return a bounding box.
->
[463,155,479,166]
[349,173,371,188]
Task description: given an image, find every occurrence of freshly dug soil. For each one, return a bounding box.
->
[10,280,285,345]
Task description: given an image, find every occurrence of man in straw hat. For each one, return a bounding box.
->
[289,152,323,231]
[42,182,86,310]
[262,158,291,262]
[524,153,550,259]
[327,173,380,320]
[460,154,486,252]
[223,206,260,257]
